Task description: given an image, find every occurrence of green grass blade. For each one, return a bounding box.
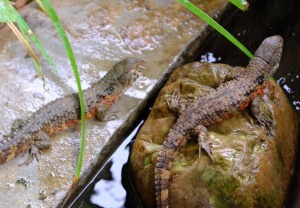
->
[0,0,58,74]
[19,25,58,73]
[229,0,249,11]
[176,0,254,59]
[0,0,17,22]
[39,0,85,178]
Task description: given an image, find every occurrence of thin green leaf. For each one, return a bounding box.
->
[229,0,249,11]
[19,26,58,73]
[0,0,58,73]
[39,0,85,179]
[0,0,17,22]
[176,0,254,59]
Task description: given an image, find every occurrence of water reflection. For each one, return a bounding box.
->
[200,52,221,62]
[88,122,143,208]
[75,0,300,207]
[90,158,126,207]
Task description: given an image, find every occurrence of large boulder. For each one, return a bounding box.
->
[129,62,299,207]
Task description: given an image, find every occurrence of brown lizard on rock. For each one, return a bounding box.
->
[0,57,145,165]
[155,36,283,208]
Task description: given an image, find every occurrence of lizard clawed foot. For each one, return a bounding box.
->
[96,106,119,121]
[104,114,119,121]
[166,90,181,109]
[165,89,186,114]
[19,131,51,166]
[199,138,214,162]
[250,95,276,137]
[194,125,214,161]
[19,145,41,166]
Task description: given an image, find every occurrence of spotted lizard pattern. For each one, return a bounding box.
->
[0,57,145,165]
[155,36,283,208]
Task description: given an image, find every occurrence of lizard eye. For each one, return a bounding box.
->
[257,76,264,85]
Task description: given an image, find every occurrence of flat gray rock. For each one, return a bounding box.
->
[0,0,227,207]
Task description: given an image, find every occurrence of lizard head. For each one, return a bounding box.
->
[253,35,283,76]
[114,57,146,86]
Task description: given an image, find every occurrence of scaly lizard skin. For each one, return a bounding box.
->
[155,36,283,208]
[0,57,145,165]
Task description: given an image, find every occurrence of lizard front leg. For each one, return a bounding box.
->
[96,106,118,121]
[250,94,276,137]
[21,131,51,166]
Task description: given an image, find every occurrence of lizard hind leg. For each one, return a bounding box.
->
[165,89,186,115]
[20,131,51,166]
[193,125,214,161]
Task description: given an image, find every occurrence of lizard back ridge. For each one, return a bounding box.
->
[0,57,145,165]
[155,36,283,208]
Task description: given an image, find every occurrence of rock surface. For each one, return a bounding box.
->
[0,0,228,207]
[129,62,299,207]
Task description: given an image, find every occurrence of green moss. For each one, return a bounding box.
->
[144,156,151,167]
[214,157,231,171]
[161,125,171,135]
[202,168,242,207]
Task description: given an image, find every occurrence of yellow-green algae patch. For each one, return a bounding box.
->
[129,62,298,207]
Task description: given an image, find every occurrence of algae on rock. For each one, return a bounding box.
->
[129,62,299,208]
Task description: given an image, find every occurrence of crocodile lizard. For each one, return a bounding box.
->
[0,57,145,165]
[155,36,283,208]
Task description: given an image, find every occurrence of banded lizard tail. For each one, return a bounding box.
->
[0,57,145,165]
[155,36,283,208]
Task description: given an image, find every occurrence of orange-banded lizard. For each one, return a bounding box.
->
[0,57,145,165]
[155,36,283,208]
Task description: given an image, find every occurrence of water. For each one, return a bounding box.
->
[70,113,149,208]
[88,122,143,208]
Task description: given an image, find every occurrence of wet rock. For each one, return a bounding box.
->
[129,62,299,207]
[0,0,229,206]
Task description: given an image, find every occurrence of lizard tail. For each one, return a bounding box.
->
[155,134,179,208]
[155,150,171,208]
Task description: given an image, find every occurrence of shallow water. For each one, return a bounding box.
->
[70,117,149,208]
[72,0,300,207]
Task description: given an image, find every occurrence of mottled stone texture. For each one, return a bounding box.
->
[0,0,228,207]
[129,62,298,207]
[0,58,145,165]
